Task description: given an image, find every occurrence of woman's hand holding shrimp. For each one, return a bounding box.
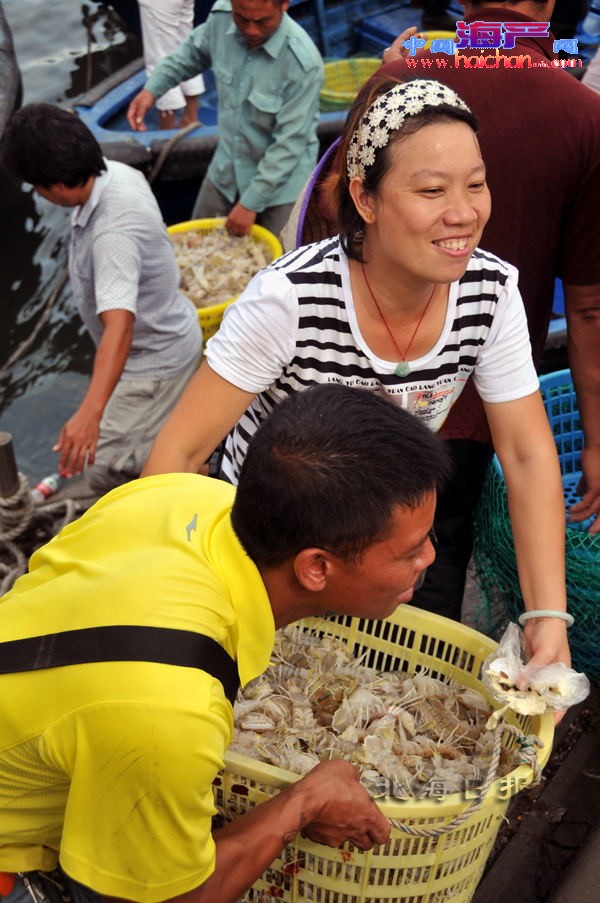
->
[484,393,571,725]
[522,617,571,671]
[522,618,571,724]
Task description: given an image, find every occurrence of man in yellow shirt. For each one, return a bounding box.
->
[0,384,450,903]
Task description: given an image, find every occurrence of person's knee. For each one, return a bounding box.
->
[86,451,140,495]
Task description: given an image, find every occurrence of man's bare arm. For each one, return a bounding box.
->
[104,761,390,903]
[141,360,256,476]
[565,282,600,533]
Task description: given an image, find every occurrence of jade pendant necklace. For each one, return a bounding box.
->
[361,261,437,378]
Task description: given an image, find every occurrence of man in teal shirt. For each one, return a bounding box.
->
[128,0,323,238]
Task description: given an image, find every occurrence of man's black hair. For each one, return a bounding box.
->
[232,384,452,568]
[1,103,106,188]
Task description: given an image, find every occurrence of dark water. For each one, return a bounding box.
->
[0,1,141,482]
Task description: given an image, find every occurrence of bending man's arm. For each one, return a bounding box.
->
[55,309,134,477]
[127,25,210,131]
[484,391,570,672]
[104,760,389,903]
[565,282,600,533]
[127,89,156,132]
[141,360,256,476]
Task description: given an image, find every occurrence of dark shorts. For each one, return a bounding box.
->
[1,869,100,903]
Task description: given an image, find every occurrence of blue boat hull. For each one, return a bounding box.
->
[75,64,220,149]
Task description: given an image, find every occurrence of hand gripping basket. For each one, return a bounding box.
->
[473,369,600,678]
[168,217,283,343]
[213,606,553,903]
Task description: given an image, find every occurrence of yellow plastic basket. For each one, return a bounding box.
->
[215,606,553,903]
[320,58,381,110]
[168,217,283,343]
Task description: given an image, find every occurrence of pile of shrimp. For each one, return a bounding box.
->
[170,228,274,307]
[231,626,520,800]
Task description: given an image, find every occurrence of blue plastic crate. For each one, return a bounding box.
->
[492,369,588,527]
[539,370,583,479]
[358,5,423,46]
[293,0,396,57]
[447,1,463,18]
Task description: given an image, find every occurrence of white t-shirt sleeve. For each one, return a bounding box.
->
[205,268,298,393]
[472,265,539,403]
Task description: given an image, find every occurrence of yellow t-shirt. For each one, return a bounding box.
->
[0,474,274,902]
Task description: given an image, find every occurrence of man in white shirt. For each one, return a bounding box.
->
[2,103,202,493]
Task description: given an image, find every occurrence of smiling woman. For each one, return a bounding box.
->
[141,76,570,684]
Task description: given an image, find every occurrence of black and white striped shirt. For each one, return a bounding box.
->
[206,237,538,484]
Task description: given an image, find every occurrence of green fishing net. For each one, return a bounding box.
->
[471,371,600,679]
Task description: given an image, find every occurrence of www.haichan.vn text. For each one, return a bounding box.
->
[405,51,582,69]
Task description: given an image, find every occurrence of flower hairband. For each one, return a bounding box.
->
[346,80,472,181]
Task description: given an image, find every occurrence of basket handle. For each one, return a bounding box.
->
[388,722,543,837]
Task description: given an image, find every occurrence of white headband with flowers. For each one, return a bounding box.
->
[346,80,472,181]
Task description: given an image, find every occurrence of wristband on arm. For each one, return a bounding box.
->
[518,610,574,628]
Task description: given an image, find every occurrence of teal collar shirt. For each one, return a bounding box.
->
[145,0,324,214]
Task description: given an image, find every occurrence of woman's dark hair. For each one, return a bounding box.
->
[232,384,452,568]
[1,103,106,187]
[322,75,478,261]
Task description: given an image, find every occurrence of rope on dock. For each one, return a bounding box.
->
[0,472,85,594]
[146,121,205,185]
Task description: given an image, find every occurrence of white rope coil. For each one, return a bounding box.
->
[0,473,85,594]
[0,474,36,541]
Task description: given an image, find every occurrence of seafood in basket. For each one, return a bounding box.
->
[231,626,529,800]
[170,227,274,308]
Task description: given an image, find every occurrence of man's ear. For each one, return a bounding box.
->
[293,548,333,592]
[348,176,377,225]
